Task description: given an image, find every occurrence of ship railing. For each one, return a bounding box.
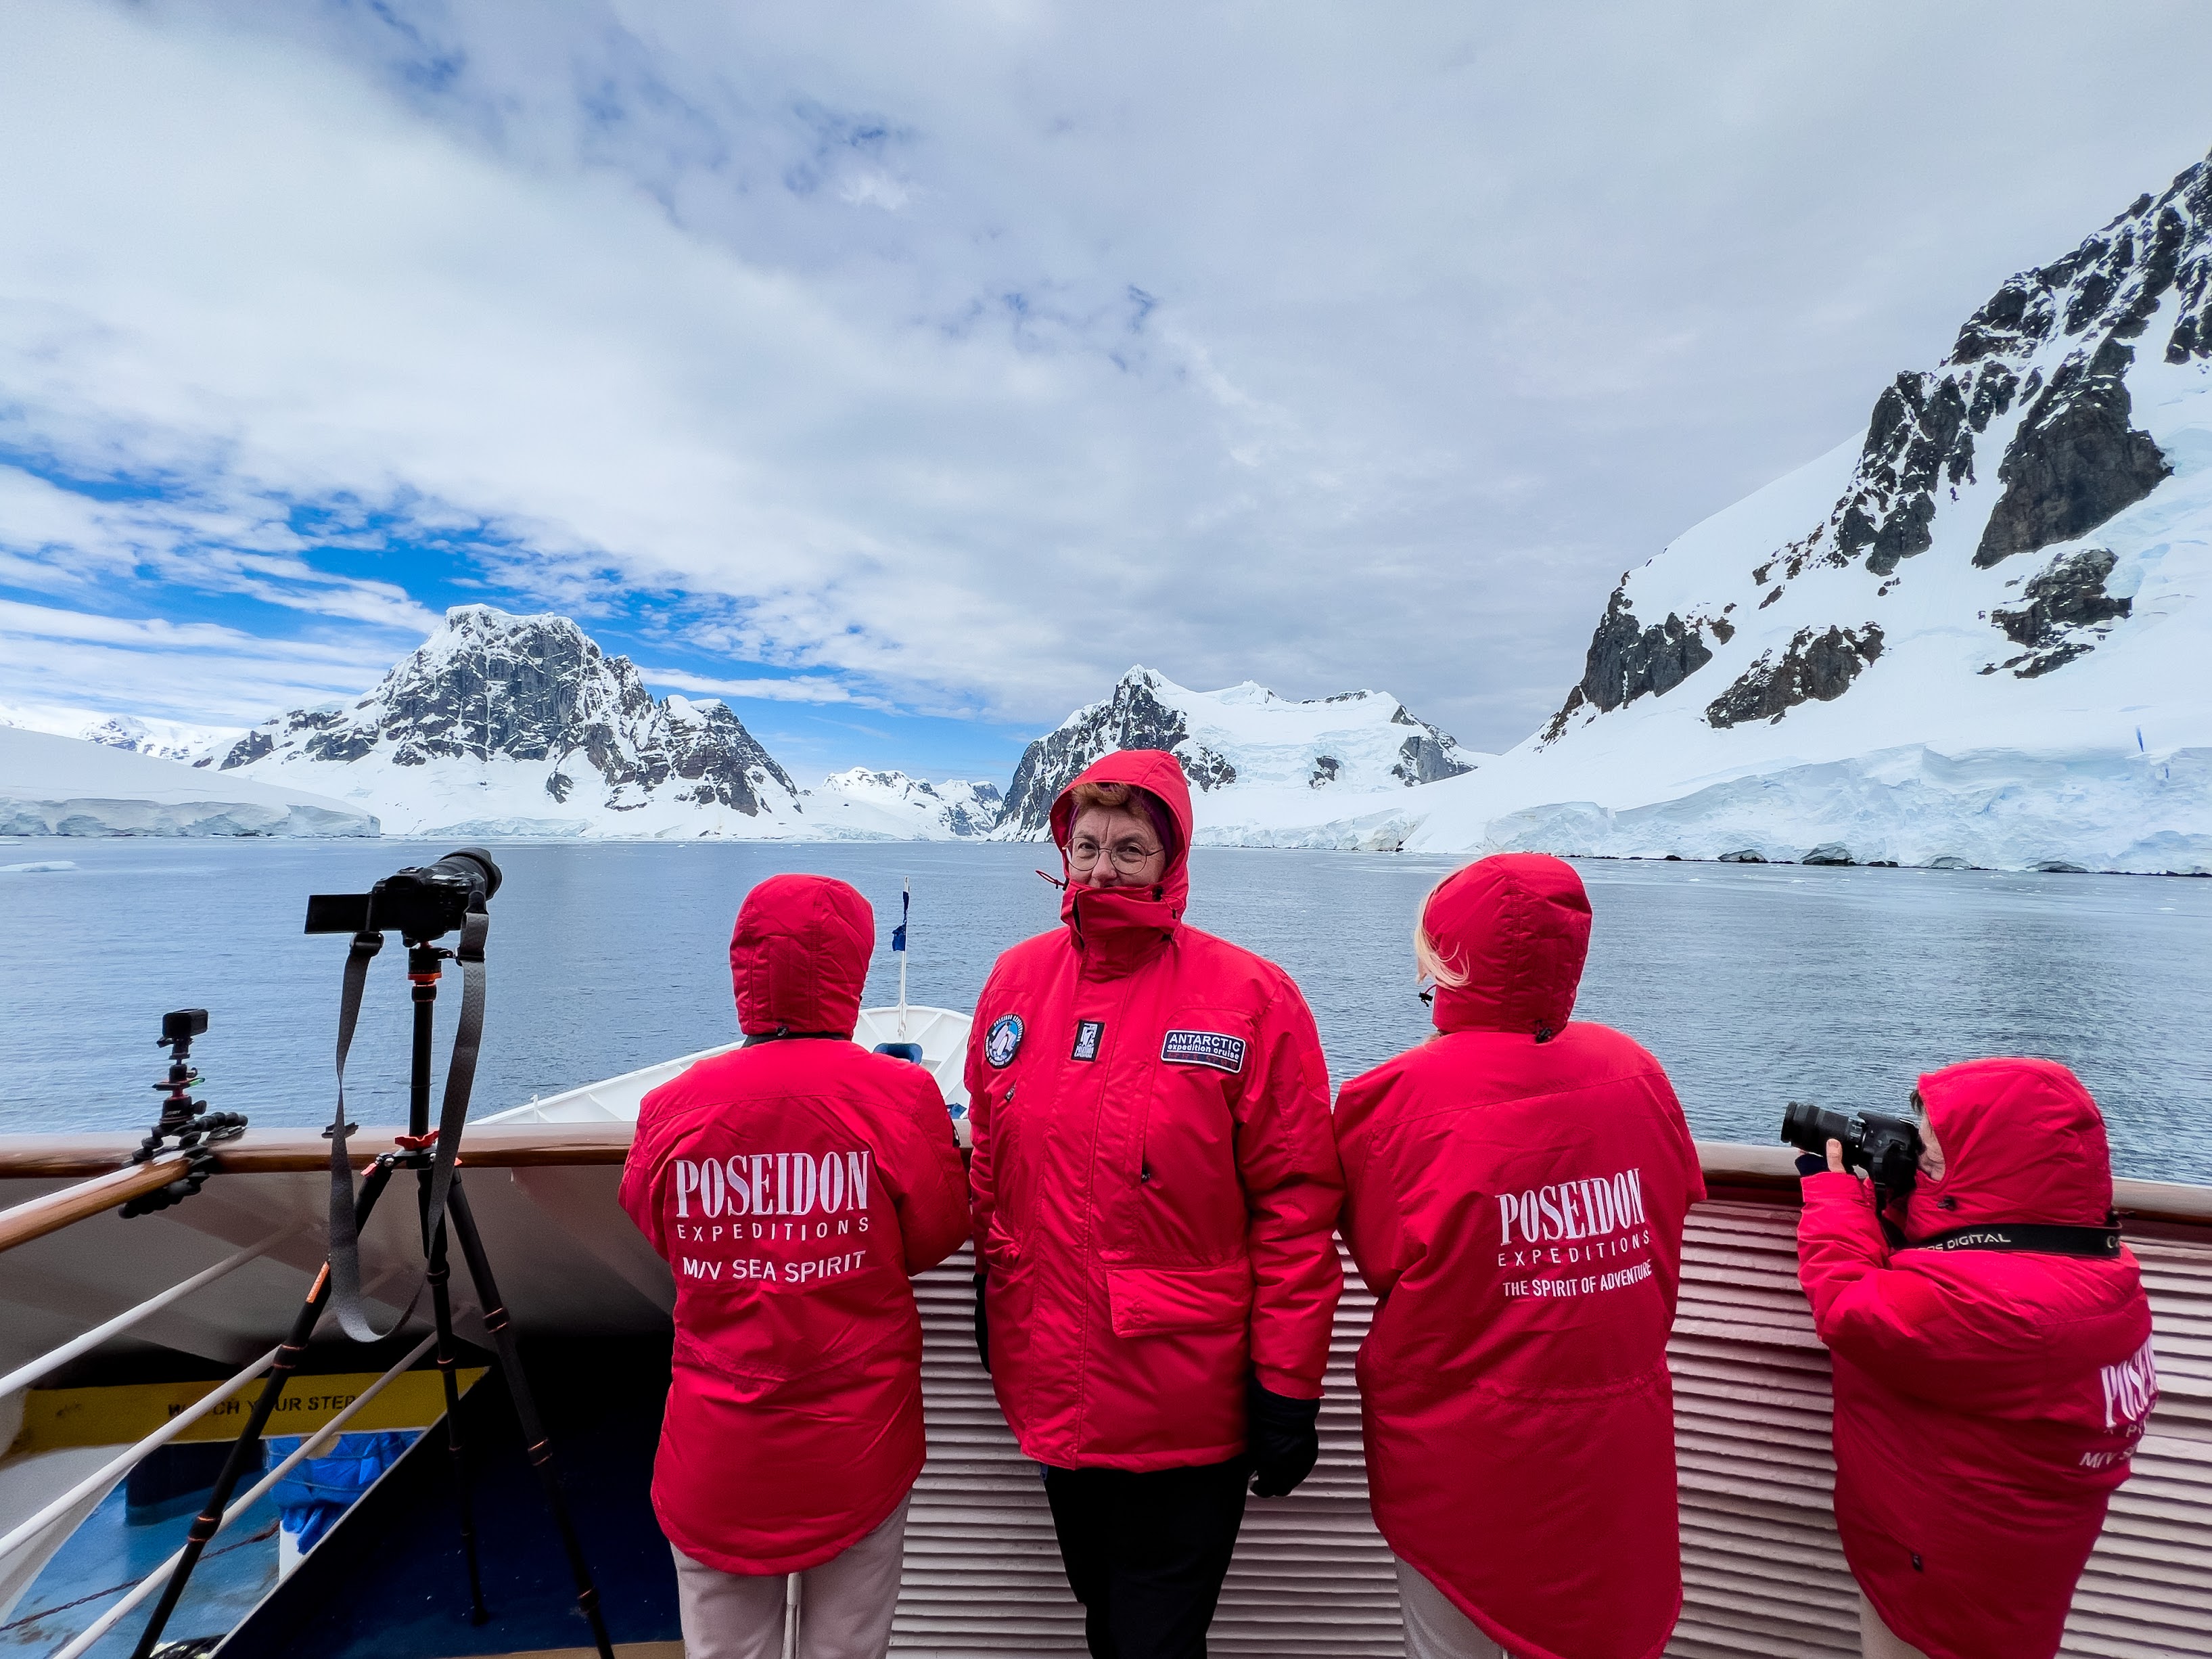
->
[34,1331,438,1659]
[0,1128,628,1633]
[0,1224,318,1627]
[0,1224,295,1401]
[0,1143,240,1256]
[3,1128,2209,1658]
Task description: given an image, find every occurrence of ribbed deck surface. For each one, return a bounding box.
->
[890,1202,2212,1657]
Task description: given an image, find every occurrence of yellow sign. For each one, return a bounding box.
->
[8,1366,488,1455]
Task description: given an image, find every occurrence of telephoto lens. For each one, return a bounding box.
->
[305,847,503,941]
[1779,1100,1923,1191]
[425,847,502,901]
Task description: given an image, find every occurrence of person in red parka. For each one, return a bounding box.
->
[1796,1058,2157,1659]
[965,748,1344,1659]
[620,873,969,1659]
[1335,853,1705,1659]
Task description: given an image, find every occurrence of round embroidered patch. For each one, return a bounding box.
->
[984,1014,1025,1068]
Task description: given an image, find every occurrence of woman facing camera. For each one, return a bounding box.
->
[965,750,1344,1659]
[1335,853,1705,1659]
[1797,1058,2157,1659]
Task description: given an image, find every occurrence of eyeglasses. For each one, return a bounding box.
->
[1069,835,1163,874]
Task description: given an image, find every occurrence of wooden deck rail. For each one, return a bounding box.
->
[0,1123,639,1253]
[3,1127,2208,1253]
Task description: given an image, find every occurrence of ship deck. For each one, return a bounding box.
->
[1,1127,2207,1656]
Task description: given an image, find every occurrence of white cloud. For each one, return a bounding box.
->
[640,664,896,710]
[0,598,392,724]
[3,1,2211,752]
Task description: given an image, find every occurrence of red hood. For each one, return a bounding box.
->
[1423,853,1592,1038]
[729,873,875,1037]
[1904,1057,2115,1235]
[1048,749,1193,968]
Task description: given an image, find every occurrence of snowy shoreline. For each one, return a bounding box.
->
[4,829,2201,879]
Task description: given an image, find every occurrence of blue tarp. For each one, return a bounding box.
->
[264,1431,415,1553]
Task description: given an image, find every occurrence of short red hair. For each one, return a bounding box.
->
[1065,779,1179,863]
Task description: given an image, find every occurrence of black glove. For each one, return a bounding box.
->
[1795,1152,1829,1177]
[1246,1376,1320,1498]
[973,1270,990,1373]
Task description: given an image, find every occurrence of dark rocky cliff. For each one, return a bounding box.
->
[1539,147,2212,744]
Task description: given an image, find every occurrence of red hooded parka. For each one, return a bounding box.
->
[1797,1058,2155,1659]
[619,873,969,1575]
[965,749,1345,1470]
[1334,854,1705,1659]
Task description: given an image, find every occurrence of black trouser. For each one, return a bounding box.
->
[1042,1456,1250,1659]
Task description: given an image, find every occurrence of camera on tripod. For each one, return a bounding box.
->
[305,848,503,942]
[160,1007,208,1049]
[1779,1099,1924,1191]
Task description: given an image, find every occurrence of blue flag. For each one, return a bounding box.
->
[892,885,908,953]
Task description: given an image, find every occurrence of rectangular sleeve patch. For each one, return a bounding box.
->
[1160,1029,1246,1074]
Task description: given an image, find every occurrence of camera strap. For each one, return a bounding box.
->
[324,907,490,1342]
[1902,1222,2123,1259]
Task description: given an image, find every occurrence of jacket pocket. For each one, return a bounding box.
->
[980,1223,1023,1275]
[1105,1260,1253,1338]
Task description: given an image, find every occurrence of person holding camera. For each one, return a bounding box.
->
[1334,853,1705,1659]
[1795,1058,2157,1659]
[965,749,1345,1659]
[620,873,969,1659]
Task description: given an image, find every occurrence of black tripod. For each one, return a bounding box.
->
[127,865,616,1659]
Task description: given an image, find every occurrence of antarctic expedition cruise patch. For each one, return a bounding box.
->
[1159,1029,1245,1074]
[1072,1020,1105,1062]
[984,1014,1025,1068]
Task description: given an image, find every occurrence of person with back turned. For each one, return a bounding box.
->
[1795,1058,2156,1659]
[965,749,1345,1659]
[619,873,969,1659]
[1334,853,1705,1659]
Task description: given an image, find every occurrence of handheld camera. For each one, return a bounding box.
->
[1780,1100,1923,1192]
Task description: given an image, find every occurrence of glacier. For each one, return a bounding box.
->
[806,770,1005,840]
[0,727,379,838]
[0,704,239,764]
[1469,746,2211,875]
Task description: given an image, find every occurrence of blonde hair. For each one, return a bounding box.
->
[1412,872,1470,990]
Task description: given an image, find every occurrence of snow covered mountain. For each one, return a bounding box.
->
[0,705,237,765]
[0,727,377,837]
[18,153,2209,865]
[1402,148,2212,874]
[994,666,1479,844]
[808,770,1005,839]
[202,606,805,838]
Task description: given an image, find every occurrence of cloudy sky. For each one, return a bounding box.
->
[5,1,2211,781]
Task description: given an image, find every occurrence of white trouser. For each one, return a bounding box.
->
[1859,1590,1933,1659]
[1393,1555,1510,1659]
[672,1495,911,1659]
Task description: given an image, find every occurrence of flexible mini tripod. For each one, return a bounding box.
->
[127,871,616,1659]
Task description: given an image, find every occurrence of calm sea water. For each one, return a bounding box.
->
[1,840,2206,1182]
